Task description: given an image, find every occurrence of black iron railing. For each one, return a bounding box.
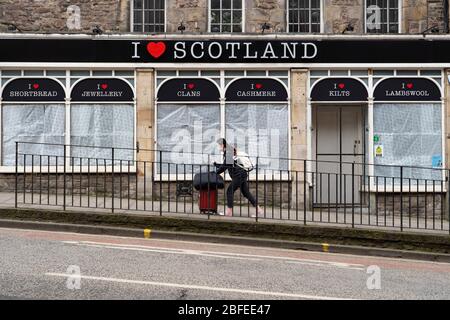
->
[9,141,450,234]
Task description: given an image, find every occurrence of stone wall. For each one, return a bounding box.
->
[373,193,445,218]
[403,0,428,33]
[427,0,445,31]
[323,0,363,33]
[0,0,130,33]
[245,0,286,33]
[0,0,449,34]
[166,0,207,32]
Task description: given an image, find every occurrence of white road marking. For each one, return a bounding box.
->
[63,240,365,270]
[285,261,366,271]
[45,272,352,300]
[74,243,262,261]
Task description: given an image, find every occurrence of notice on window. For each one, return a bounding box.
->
[375,145,383,157]
[432,155,442,168]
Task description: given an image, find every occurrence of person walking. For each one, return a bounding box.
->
[214,138,263,217]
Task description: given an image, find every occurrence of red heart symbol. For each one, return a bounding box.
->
[32,83,39,90]
[338,83,345,89]
[406,83,413,89]
[255,83,263,89]
[187,83,195,90]
[101,84,108,90]
[146,42,166,59]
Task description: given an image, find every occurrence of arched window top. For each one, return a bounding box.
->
[373,77,441,102]
[225,78,288,102]
[2,78,65,102]
[310,77,368,102]
[157,78,220,102]
[71,78,134,102]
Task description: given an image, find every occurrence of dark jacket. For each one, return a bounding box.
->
[215,148,246,178]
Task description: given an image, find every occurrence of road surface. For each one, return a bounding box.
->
[0,227,449,300]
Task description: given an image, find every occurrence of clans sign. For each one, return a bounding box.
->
[157,78,220,102]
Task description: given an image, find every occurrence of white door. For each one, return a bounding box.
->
[314,105,365,205]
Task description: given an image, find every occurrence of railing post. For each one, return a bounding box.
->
[159,150,163,216]
[255,157,259,223]
[63,144,67,211]
[400,166,403,232]
[15,142,18,208]
[303,160,307,226]
[352,162,355,228]
[111,147,115,214]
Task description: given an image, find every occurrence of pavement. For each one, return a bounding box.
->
[1,227,450,300]
[1,191,449,234]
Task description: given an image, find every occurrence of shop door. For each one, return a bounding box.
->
[314,105,365,206]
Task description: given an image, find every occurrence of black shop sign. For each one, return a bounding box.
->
[4,38,450,63]
[226,78,288,102]
[373,78,441,101]
[311,78,368,101]
[71,78,134,102]
[2,78,65,102]
[157,78,220,102]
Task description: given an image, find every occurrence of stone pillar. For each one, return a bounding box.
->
[323,0,363,34]
[290,69,310,210]
[136,69,156,197]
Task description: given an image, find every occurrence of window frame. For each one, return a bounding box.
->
[130,0,166,33]
[364,0,401,34]
[287,0,323,33]
[208,0,245,33]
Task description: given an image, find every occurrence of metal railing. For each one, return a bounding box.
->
[9,141,450,234]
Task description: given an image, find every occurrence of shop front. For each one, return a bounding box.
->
[0,35,449,223]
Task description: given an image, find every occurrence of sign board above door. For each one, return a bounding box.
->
[2,38,450,63]
[310,78,368,102]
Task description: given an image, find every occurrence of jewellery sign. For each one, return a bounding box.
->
[2,78,65,101]
[225,78,288,101]
[71,78,134,102]
[3,38,450,63]
[373,78,441,101]
[157,78,220,102]
[310,78,368,101]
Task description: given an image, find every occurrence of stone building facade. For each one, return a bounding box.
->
[0,0,450,227]
[0,0,448,34]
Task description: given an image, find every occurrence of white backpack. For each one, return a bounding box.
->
[234,151,254,172]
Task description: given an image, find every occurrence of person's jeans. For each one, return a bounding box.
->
[226,173,257,209]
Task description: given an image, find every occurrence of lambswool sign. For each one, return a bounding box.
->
[373,78,441,101]
[3,38,450,63]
